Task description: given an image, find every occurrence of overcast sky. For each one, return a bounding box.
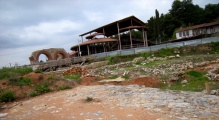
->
[0,0,218,68]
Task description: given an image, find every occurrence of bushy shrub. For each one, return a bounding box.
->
[85,97,93,102]
[0,90,15,102]
[29,91,38,97]
[35,82,50,94]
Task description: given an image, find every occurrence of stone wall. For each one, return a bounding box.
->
[29,48,69,64]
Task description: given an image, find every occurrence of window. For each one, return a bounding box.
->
[186,30,189,36]
[179,32,182,37]
[183,31,185,36]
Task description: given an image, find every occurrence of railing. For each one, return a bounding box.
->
[91,36,219,58]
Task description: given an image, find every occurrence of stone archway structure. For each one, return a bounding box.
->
[29,48,69,64]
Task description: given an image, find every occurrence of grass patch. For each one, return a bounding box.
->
[85,97,93,102]
[64,74,81,80]
[47,72,62,80]
[139,52,152,58]
[9,77,32,86]
[108,75,118,79]
[58,85,71,90]
[160,70,210,92]
[154,48,175,57]
[29,91,38,97]
[64,74,82,84]
[0,67,32,80]
[186,70,205,77]
[122,75,129,80]
[35,82,50,94]
[0,89,15,102]
[34,69,42,73]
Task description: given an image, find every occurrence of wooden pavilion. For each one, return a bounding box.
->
[70,16,148,56]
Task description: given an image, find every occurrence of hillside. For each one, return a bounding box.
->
[0,42,219,119]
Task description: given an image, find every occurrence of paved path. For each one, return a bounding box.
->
[2,85,219,120]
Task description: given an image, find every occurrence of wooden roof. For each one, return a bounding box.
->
[80,15,147,37]
[71,38,118,49]
[176,20,219,32]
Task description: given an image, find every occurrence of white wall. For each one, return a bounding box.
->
[176,29,193,39]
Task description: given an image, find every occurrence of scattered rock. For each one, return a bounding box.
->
[132,57,145,63]
[166,56,175,59]
[181,80,188,84]
[210,90,218,95]
[0,113,8,118]
[176,54,180,58]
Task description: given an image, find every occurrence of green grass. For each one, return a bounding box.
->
[9,77,32,86]
[141,60,174,67]
[64,74,81,80]
[64,74,82,84]
[0,67,33,80]
[154,48,175,57]
[58,85,71,90]
[47,72,56,80]
[0,89,15,102]
[160,70,210,92]
[108,75,118,79]
[29,91,38,97]
[122,75,129,80]
[35,82,51,94]
[34,69,42,73]
[186,70,205,77]
[85,97,93,102]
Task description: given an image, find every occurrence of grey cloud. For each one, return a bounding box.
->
[0,0,218,67]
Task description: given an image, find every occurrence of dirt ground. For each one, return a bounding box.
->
[1,85,171,120]
[0,73,165,120]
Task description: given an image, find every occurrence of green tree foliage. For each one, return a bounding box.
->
[204,3,219,22]
[146,0,219,41]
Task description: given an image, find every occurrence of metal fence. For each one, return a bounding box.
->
[92,36,219,58]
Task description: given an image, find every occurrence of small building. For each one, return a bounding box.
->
[70,16,150,56]
[176,21,219,39]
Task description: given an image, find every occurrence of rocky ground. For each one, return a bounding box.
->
[1,85,219,120]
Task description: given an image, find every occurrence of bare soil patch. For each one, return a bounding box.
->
[126,77,161,87]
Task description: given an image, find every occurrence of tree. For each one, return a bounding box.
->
[155,9,161,43]
[204,3,219,22]
[169,0,204,26]
[147,17,155,42]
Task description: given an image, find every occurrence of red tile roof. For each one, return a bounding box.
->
[176,21,219,32]
[71,38,118,49]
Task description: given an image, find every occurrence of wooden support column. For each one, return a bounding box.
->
[103,28,106,38]
[77,47,79,57]
[145,31,148,47]
[129,29,133,48]
[103,44,106,52]
[78,39,81,57]
[142,28,145,47]
[87,45,90,55]
[117,23,121,50]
